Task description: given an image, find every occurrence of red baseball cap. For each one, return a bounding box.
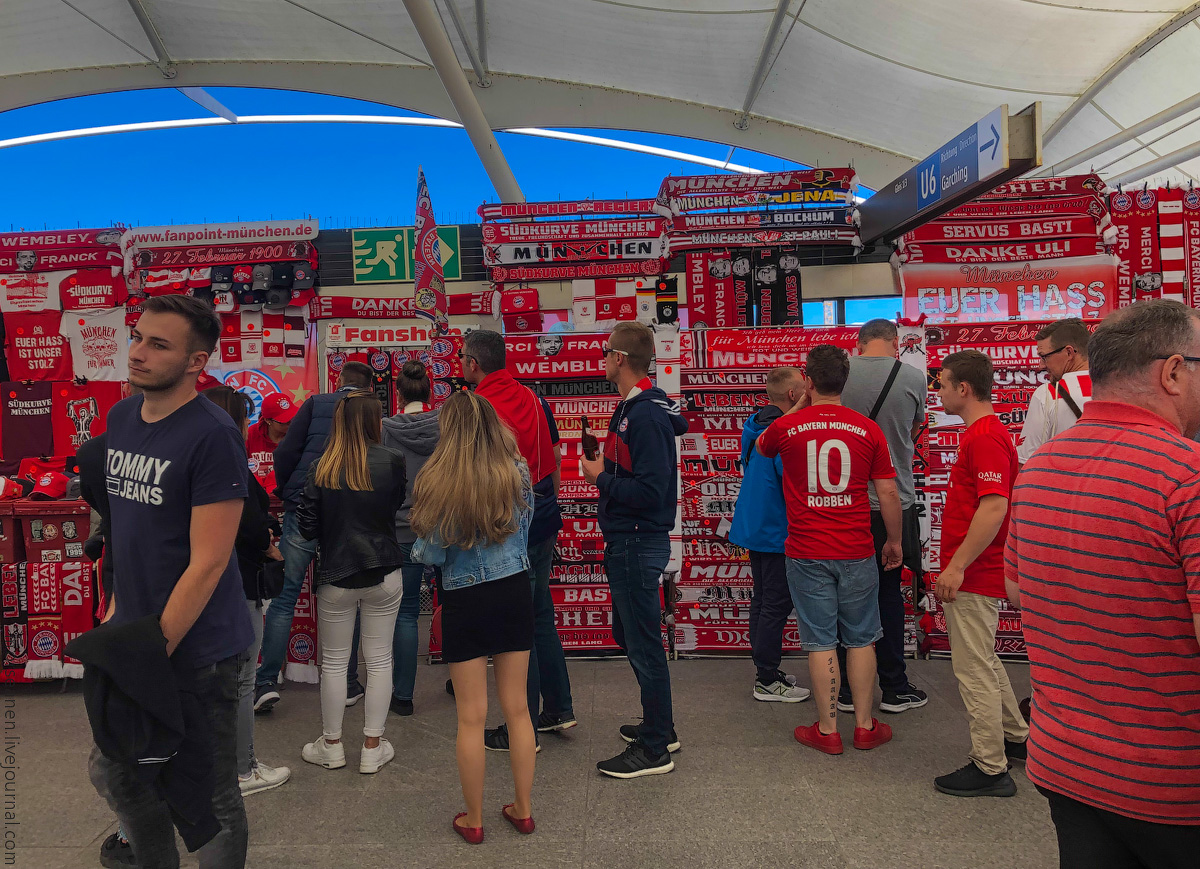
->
[29,471,70,500]
[0,477,30,501]
[261,393,298,424]
[195,370,222,392]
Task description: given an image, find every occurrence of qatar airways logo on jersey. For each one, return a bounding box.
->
[106,450,171,505]
[978,470,1004,484]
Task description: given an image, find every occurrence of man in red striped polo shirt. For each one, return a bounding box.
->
[1006,299,1200,868]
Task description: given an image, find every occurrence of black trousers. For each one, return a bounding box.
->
[747,550,792,683]
[836,507,917,693]
[1038,785,1200,869]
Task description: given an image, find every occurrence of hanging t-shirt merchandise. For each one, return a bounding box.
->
[51,381,122,453]
[3,311,73,381]
[104,394,254,668]
[757,404,896,561]
[1,381,54,473]
[59,307,130,381]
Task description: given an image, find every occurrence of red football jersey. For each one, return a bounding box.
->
[941,413,1017,598]
[758,403,896,560]
[51,382,122,454]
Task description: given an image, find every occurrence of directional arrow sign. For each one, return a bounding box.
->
[860,104,1041,245]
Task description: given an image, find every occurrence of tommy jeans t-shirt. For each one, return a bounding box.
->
[106,394,253,669]
[758,403,896,561]
[941,413,1017,599]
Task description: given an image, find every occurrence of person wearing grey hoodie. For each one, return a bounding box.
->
[378,361,442,715]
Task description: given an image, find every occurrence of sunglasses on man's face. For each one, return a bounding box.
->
[456,350,476,363]
[602,346,629,358]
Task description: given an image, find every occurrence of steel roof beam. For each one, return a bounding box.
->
[177,87,238,122]
[1107,138,1200,186]
[734,0,791,132]
[1044,1,1200,146]
[476,0,489,74]
[442,1,490,87]
[125,0,176,79]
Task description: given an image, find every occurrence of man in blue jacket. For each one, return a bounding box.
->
[729,367,812,703]
[254,360,373,712]
[581,321,688,779]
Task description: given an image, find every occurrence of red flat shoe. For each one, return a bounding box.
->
[452,812,484,844]
[794,722,844,755]
[853,718,893,751]
[502,803,535,834]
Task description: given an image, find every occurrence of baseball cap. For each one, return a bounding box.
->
[270,264,293,288]
[196,370,222,391]
[292,262,315,289]
[212,290,237,313]
[29,471,70,500]
[238,287,265,306]
[212,265,233,294]
[233,264,254,284]
[252,264,271,291]
[187,267,212,288]
[0,477,29,501]
[261,393,299,424]
[65,475,81,499]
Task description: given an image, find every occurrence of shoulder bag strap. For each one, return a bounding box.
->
[1058,383,1084,419]
[868,360,903,421]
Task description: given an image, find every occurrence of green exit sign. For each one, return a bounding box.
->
[351,226,461,284]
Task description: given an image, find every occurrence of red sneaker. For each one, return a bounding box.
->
[853,718,893,751]
[794,723,844,755]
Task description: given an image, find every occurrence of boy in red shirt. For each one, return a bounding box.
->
[757,344,903,755]
[245,392,298,495]
[933,349,1028,798]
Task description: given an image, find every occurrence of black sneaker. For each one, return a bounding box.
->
[934,762,1017,798]
[536,711,578,732]
[99,831,136,868]
[345,680,365,707]
[253,683,280,713]
[619,723,681,753]
[880,687,929,713]
[1005,739,1028,764]
[390,696,414,717]
[597,741,674,779]
[483,724,541,753]
[836,688,854,713]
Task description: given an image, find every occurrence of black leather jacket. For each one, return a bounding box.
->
[295,443,407,586]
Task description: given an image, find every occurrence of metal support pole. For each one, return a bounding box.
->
[1107,139,1200,187]
[125,0,176,79]
[734,0,791,131]
[476,0,488,72]
[442,0,491,87]
[1035,90,1200,177]
[403,0,523,201]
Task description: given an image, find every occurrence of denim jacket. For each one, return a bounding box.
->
[411,462,533,591]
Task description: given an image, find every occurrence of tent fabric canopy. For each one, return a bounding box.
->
[2,0,1199,189]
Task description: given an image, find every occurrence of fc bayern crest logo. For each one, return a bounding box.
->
[1110,192,1132,212]
[433,381,451,399]
[1136,190,1156,209]
[430,359,451,378]
[289,633,315,663]
[222,370,283,425]
[430,338,454,357]
[370,352,390,372]
[32,630,59,657]
[329,352,346,372]
[1187,190,1200,209]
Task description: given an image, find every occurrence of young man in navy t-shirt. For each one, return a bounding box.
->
[87,295,253,868]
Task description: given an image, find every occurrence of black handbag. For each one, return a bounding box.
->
[259,559,286,601]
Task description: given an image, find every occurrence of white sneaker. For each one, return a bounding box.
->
[359,738,395,774]
[753,679,812,703]
[238,761,292,796]
[302,736,347,770]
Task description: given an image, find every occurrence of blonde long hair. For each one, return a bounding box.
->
[410,390,528,548]
[313,390,382,491]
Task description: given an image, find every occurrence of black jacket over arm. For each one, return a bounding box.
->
[295,443,407,586]
[236,477,275,603]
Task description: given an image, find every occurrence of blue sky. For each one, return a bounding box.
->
[0,87,827,232]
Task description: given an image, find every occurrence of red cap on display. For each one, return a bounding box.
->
[0,477,29,501]
[232,264,254,284]
[261,393,298,424]
[29,471,70,500]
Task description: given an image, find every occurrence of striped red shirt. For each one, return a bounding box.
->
[1005,400,1200,824]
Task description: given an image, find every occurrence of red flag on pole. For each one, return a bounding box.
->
[413,167,449,334]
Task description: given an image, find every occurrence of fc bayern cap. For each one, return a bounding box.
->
[261,392,299,424]
[252,264,271,291]
[292,262,315,289]
[29,471,70,501]
[233,264,254,284]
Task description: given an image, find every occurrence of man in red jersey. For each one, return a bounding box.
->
[757,344,903,756]
[933,349,1027,799]
[1007,300,1200,868]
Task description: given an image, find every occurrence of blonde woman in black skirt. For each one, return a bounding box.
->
[411,391,536,844]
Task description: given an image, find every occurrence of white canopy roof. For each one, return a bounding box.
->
[2,0,1199,190]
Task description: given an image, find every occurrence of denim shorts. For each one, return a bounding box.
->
[785,556,882,652]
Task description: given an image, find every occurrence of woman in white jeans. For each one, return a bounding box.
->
[295,390,409,774]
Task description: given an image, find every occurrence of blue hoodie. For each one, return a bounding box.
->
[597,384,689,536]
[729,405,788,554]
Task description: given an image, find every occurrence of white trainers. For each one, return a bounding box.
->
[753,679,812,703]
[359,738,395,774]
[238,761,292,796]
[302,736,347,770]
